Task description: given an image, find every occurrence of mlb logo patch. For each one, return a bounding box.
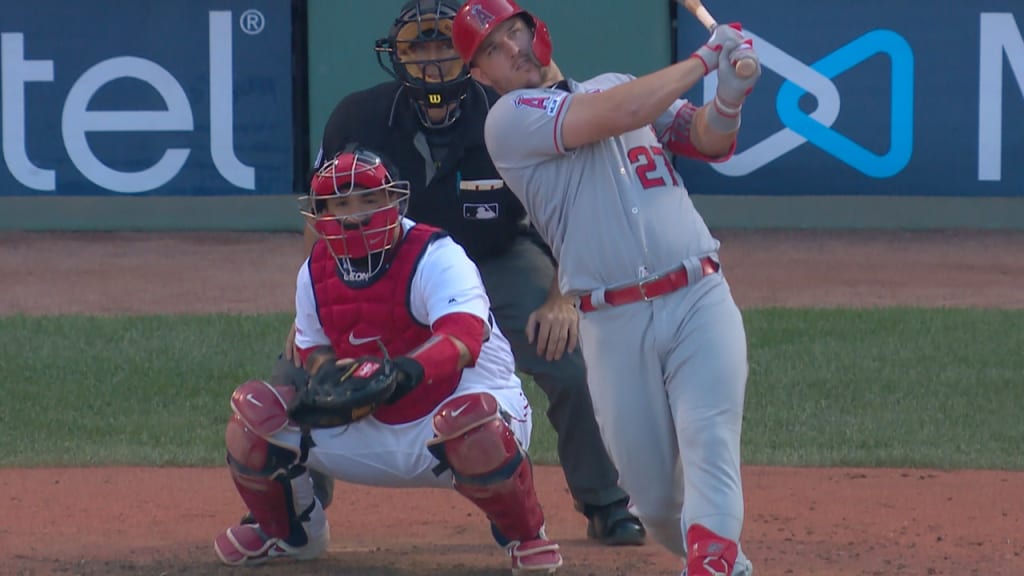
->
[464,203,499,220]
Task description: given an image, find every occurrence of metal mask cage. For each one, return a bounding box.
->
[375,0,470,126]
[298,152,412,263]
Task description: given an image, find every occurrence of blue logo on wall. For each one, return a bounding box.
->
[777,30,914,178]
[703,29,915,179]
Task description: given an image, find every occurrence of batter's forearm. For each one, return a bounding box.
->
[561,58,707,149]
[609,58,707,125]
[690,104,740,158]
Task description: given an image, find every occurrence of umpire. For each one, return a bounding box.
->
[303,0,645,545]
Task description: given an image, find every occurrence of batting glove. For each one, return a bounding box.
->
[714,39,761,117]
[691,23,746,75]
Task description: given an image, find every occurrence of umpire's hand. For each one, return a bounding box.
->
[526,294,580,362]
[284,321,302,367]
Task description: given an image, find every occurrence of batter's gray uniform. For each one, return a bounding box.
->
[484,73,750,566]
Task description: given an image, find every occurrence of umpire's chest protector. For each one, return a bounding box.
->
[308,224,457,424]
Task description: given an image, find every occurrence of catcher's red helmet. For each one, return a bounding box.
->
[300,150,410,264]
[451,0,552,66]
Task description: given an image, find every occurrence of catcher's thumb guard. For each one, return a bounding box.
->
[385,356,425,405]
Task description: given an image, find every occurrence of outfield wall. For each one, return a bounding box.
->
[0,1,1020,230]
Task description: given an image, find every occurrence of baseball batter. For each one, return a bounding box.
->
[213,150,563,573]
[451,1,761,575]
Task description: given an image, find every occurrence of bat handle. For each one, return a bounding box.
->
[685,1,757,78]
[695,5,718,31]
[734,58,757,79]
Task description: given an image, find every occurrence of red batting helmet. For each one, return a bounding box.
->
[300,150,410,267]
[451,0,552,66]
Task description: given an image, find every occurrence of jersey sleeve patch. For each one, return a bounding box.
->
[512,92,567,117]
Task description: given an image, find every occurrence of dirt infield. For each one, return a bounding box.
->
[2,230,1023,576]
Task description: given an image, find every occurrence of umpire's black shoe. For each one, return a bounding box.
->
[577,498,646,546]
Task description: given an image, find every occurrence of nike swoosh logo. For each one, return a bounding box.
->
[244,393,263,407]
[348,332,379,346]
[450,402,471,418]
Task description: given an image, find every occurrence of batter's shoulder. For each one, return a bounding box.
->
[581,72,637,90]
[487,88,542,134]
[491,87,565,118]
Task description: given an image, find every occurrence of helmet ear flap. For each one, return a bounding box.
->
[526,14,552,67]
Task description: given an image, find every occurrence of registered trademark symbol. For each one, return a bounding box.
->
[239,9,265,35]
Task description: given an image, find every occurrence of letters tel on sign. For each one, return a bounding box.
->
[1,11,253,194]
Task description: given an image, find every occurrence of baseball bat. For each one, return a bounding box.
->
[679,0,757,78]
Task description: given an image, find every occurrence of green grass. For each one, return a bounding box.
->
[742,308,1024,469]
[1,309,1021,469]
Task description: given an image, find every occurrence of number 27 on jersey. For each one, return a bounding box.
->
[627,145,680,190]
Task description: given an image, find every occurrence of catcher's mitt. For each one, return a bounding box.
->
[288,348,400,428]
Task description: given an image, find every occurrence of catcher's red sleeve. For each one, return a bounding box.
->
[431,312,486,364]
[406,312,486,387]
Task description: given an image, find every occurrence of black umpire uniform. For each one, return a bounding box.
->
[302,0,646,545]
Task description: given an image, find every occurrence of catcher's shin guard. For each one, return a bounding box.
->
[223,380,324,550]
[427,393,553,545]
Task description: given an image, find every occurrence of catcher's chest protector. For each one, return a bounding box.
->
[308,225,458,425]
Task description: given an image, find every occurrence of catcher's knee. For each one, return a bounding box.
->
[225,380,315,544]
[427,392,523,479]
[226,380,303,473]
[428,392,545,541]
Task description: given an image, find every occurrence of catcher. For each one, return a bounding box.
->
[213,149,563,574]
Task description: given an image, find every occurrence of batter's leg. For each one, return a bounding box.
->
[577,303,683,551]
[658,275,750,574]
[479,237,642,543]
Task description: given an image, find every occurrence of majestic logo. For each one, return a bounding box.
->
[468,5,495,29]
[703,29,914,178]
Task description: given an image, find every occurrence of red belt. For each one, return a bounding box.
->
[578,257,719,313]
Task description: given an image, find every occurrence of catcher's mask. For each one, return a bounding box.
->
[300,151,411,278]
[375,0,470,128]
[452,0,552,67]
